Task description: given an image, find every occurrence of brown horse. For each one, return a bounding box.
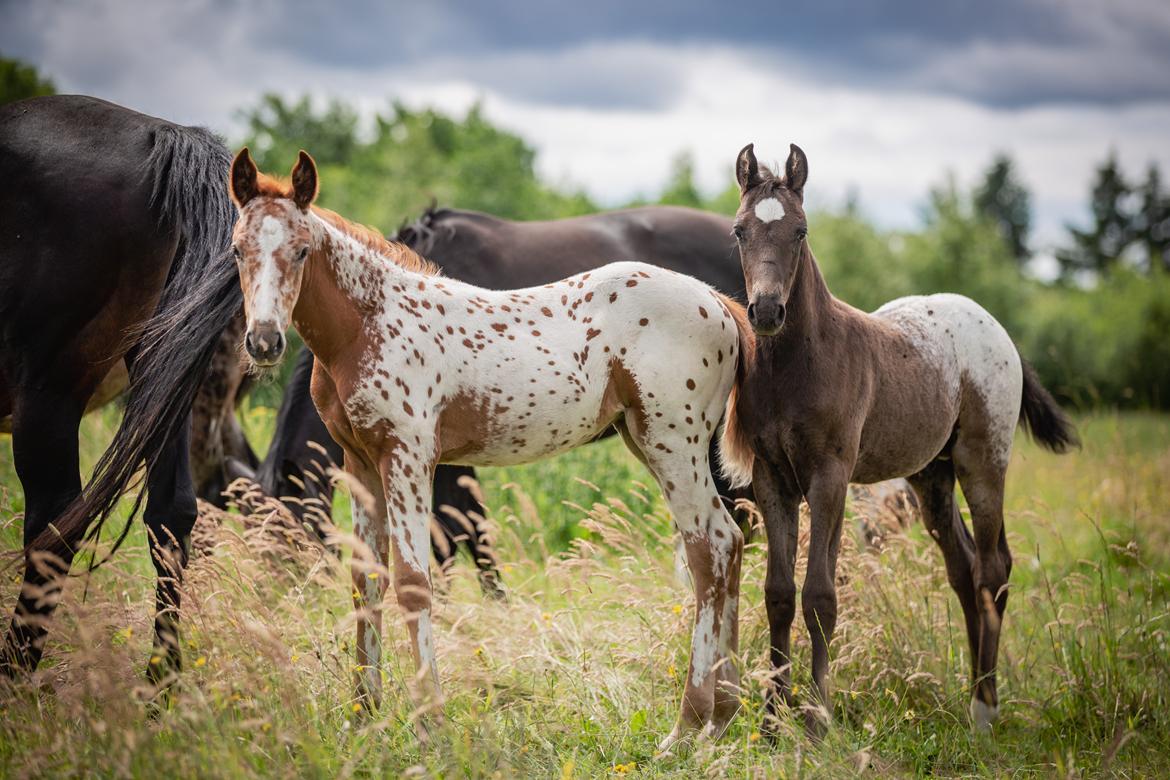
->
[227,149,751,750]
[721,143,1077,736]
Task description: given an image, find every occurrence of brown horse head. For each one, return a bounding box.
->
[733,142,808,335]
[229,147,319,366]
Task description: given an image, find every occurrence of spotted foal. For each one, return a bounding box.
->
[722,143,1077,737]
[227,149,751,750]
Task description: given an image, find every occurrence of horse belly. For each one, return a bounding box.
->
[854,299,966,482]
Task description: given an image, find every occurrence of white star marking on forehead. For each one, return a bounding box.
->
[754,197,786,224]
[258,215,286,255]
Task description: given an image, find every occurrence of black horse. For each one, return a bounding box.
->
[0,95,240,683]
[229,204,750,596]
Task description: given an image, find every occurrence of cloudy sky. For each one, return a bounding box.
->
[4,0,1169,250]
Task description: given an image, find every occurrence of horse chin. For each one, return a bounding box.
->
[751,322,784,338]
[246,355,285,376]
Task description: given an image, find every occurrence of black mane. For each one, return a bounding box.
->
[396,202,457,254]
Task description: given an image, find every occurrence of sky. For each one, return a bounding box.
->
[3,0,1169,252]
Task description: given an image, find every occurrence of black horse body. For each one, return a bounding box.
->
[0,95,240,679]
[239,205,749,594]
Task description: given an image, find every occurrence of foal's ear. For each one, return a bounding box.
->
[230,147,259,206]
[735,143,766,193]
[290,150,319,211]
[784,143,808,199]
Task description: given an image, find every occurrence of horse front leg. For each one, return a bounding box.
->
[801,463,849,740]
[346,452,389,712]
[380,444,442,741]
[752,458,802,735]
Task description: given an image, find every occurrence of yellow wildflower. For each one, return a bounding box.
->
[194,656,207,668]
[672,604,683,615]
[749,732,761,742]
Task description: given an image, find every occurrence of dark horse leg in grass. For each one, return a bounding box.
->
[0,95,240,683]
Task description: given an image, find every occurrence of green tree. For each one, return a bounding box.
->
[236,94,359,171]
[658,151,703,208]
[0,56,55,106]
[1058,151,1135,278]
[1136,163,1170,273]
[233,95,594,234]
[904,177,1028,334]
[974,153,1031,264]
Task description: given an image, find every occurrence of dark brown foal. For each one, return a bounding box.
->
[720,142,1077,737]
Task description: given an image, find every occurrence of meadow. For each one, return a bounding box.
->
[0,406,1167,778]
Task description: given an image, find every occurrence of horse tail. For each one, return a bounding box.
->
[716,293,757,489]
[1018,351,1079,454]
[34,123,241,560]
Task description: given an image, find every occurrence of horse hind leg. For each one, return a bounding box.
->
[952,437,1012,732]
[2,384,91,674]
[142,416,200,696]
[628,433,743,753]
[907,458,981,693]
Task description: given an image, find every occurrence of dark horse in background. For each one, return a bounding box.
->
[227,204,750,596]
[0,96,241,683]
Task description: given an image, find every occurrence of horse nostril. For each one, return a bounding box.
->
[746,302,757,322]
[776,303,786,323]
[245,331,256,354]
[273,331,285,355]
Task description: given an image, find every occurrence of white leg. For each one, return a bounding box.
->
[380,445,442,735]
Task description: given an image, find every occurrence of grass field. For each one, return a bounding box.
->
[0,407,1167,778]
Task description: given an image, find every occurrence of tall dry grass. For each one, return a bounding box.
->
[0,410,1167,777]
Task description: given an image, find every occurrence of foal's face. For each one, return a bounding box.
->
[732,143,809,336]
[228,149,319,367]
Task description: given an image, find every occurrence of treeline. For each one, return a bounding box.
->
[237,95,1169,410]
[3,53,1164,410]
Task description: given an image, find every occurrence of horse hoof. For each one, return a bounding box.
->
[970,698,998,732]
[802,707,830,742]
[655,726,685,758]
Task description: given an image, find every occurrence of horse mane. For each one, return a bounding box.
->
[717,293,757,489]
[255,172,440,277]
[395,202,457,255]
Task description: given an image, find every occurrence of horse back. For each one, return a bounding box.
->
[857,294,1021,478]
[409,206,742,299]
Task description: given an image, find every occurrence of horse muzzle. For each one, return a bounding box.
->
[245,323,286,366]
[747,296,786,336]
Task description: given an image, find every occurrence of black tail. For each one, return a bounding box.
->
[1018,353,1079,454]
[35,124,241,559]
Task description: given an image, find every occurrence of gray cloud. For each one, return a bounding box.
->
[4,0,1169,112]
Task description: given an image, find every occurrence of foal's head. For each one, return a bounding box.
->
[228,148,319,366]
[732,143,809,336]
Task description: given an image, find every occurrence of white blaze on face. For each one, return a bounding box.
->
[248,215,289,337]
[754,197,786,224]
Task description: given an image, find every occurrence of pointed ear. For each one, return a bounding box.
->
[785,143,808,198]
[290,150,318,211]
[230,147,259,206]
[736,143,765,193]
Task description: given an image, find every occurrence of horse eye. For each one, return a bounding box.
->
[732,225,744,241]
[231,245,242,261]
[297,247,308,262]
[795,227,808,242]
